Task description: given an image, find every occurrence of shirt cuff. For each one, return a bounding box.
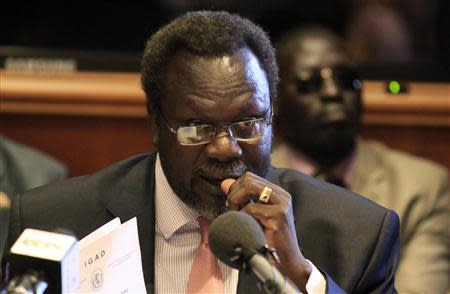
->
[305,259,326,294]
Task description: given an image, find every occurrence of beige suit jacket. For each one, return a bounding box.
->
[271,139,450,294]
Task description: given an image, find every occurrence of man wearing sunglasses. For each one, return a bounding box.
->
[272,26,449,294]
[4,13,400,293]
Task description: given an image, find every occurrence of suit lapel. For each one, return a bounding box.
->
[101,153,157,293]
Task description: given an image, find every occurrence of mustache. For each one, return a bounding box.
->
[194,160,247,179]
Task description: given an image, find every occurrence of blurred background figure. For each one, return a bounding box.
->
[345,0,414,63]
[0,136,67,197]
[0,135,68,279]
[345,0,440,63]
[271,25,449,294]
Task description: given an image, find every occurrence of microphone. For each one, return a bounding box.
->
[208,211,300,294]
[4,228,79,294]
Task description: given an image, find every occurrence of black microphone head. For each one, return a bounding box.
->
[208,211,267,269]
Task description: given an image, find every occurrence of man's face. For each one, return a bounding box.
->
[278,35,362,167]
[155,48,272,220]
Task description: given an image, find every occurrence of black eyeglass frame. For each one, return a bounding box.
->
[157,107,274,146]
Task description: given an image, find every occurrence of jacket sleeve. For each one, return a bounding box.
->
[317,210,401,294]
[352,209,400,294]
[395,169,449,293]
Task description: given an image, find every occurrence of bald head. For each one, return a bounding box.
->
[276,26,349,77]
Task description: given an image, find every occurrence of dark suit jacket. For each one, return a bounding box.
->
[5,153,400,293]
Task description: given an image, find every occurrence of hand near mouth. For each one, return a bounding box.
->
[220,173,312,293]
[220,178,235,195]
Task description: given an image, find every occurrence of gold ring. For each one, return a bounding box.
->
[259,186,272,204]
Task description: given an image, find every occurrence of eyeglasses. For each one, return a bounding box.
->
[158,109,273,146]
[294,65,362,94]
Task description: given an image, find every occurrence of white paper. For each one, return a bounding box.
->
[78,218,121,248]
[77,217,147,293]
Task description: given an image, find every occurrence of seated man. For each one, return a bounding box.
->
[0,136,68,197]
[0,136,67,279]
[4,12,400,293]
[271,25,449,294]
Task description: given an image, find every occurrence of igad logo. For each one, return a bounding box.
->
[84,250,106,268]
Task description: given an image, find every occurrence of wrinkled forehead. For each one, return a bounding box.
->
[162,48,270,119]
[164,48,269,102]
[169,48,266,79]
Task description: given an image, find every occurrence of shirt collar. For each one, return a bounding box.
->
[154,153,199,240]
[283,143,357,188]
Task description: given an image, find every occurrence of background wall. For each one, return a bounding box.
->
[1,0,449,67]
[1,71,448,176]
[1,1,449,175]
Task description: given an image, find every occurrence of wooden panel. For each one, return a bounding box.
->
[362,81,450,127]
[0,71,147,117]
[0,114,155,176]
[0,71,153,175]
[1,70,449,175]
[2,71,449,124]
[361,80,450,170]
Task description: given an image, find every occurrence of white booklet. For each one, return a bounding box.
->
[76,217,147,293]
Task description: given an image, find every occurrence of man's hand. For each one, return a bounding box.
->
[221,172,312,292]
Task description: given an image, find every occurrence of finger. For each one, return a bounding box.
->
[240,202,298,253]
[229,179,285,207]
[226,175,268,210]
[240,202,285,231]
[221,178,236,195]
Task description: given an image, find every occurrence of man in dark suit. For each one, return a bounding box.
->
[4,11,400,293]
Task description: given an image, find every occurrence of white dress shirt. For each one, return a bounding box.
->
[154,154,325,293]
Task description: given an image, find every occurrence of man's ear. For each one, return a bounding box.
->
[150,112,160,147]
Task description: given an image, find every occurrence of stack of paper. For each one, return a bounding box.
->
[77,217,146,293]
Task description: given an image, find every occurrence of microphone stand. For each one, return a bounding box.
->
[232,245,300,294]
[2,269,48,294]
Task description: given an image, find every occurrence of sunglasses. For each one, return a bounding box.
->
[294,65,362,94]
